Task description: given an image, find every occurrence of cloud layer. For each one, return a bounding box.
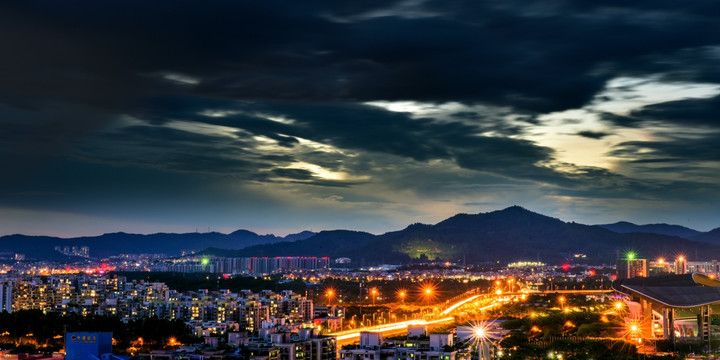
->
[2,0,720,235]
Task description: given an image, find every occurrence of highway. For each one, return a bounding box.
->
[333,290,501,346]
[335,317,456,346]
[332,288,614,346]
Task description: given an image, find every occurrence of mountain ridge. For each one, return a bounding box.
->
[3,206,720,263]
[597,221,702,238]
[0,230,317,259]
[210,206,720,264]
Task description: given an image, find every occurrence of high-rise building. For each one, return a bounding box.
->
[687,260,719,275]
[616,252,647,279]
[675,256,688,275]
[0,281,12,313]
[648,258,671,276]
[300,299,314,323]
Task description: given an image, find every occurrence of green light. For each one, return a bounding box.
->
[627,252,635,260]
[201,257,210,266]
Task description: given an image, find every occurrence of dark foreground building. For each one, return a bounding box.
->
[613,273,720,352]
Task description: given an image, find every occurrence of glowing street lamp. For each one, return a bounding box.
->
[371,288,378,306]
[424,287,433,303]
[558,296,565,309]
[625,319,643,342]
[167,337,181,347]
[398,290,406,303]
[325,288,335,305]
[472,325,491,360]
[420,283,436,304]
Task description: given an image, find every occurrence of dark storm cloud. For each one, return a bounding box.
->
[3,0,720,114]
[599,112,644,128]
[138,100,564,181]
[3,0,720,231]
[576,130,611,139]
[612,133,720,163]
[271,168,315,181]
[65,100,559,187]
[629,95,720,128]
[599,96,720,129]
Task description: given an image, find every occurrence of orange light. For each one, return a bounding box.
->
[678,256,685,262]
[167,337,181,347]
[657,258,665,264]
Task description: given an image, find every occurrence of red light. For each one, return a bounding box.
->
[612,274,617,280]
[588,269,596,276]
[562,263,570,271]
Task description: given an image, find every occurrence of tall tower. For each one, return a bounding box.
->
[675,256,687,275]
[0,281,12,313]
[616,252,647,280]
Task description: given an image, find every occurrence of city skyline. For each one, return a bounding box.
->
[3,1,720,237]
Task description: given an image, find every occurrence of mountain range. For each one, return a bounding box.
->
[3,206,720,264]
[0,230,316,260]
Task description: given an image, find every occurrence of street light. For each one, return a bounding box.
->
[325,288,335,305]
[424,287,433,303]
[398,290,406,304]
[420,283,436,304]
[371,288,378,306]
[626,318,642,343]
[472,324,492,360]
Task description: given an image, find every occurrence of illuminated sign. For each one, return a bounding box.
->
[70,334,97,343]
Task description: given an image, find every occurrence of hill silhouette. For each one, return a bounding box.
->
[597,221,701,238]
[3,206,719,264]
[0,230,316,259]
[691,227,720,244]
[204,206,720,264]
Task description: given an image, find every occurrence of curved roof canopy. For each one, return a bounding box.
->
[614,273,720,308]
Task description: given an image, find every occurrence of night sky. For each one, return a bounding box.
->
[3,1,720,236]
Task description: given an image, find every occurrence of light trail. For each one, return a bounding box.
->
[440,294,481,315]
[336,288,604,343]
[335,317,456,341]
